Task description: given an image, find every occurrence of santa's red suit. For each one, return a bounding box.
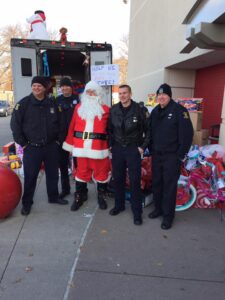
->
[63,80,110,211]
[63,98,110,183]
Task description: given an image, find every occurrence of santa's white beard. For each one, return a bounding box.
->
[78,95,104,120]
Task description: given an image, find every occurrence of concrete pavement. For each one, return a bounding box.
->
[0,172,98,300]
[67,208,225,300]
[0,172,225,300]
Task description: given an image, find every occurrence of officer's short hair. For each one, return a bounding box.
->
[119,84,132,93]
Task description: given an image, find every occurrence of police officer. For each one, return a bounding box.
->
[148,83,193,229]
[10,76,68,216]
[56,77,79,199]
[108,84,150,225]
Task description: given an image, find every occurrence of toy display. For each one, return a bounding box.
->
[177,98,203,112]
[176,144,225,210]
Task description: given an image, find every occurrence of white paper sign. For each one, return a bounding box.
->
[91,64,119,86]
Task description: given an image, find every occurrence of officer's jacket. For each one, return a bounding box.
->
[108,100,150,149]
[10,94,60,147]
[56,94,79,143]
[149,99,193,159]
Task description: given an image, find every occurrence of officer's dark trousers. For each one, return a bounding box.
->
[112,143,142,218]
[22,142,59,207]
[152,152,181,221]
[59,147,70,193]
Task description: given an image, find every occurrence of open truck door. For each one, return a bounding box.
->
[11,47,37,103]
[90,50,112,107]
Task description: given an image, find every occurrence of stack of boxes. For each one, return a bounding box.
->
[177,98,209,146]
[189,112,209,146]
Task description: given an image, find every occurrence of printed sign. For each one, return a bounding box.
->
[91,64,119,86]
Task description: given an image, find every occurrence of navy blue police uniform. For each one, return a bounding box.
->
[149,84,193,229]
[109,100,150,224]
[10,85,66,215]
[56,93,79,197]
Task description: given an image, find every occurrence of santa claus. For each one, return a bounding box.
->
[63,81,110,211]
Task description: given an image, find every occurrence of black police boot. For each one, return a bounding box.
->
[97,182,108,210]
[21,205,32,216]
[59,190,70,199]
[161,217,173,230]
[134,216,143,225]
[148,209,162,219]
[71,192,83,211]
[109,207,125,216]
[48,198,68,205]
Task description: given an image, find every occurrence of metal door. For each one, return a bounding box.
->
[11,47,37,103]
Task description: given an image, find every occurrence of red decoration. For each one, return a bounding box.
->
[59,27,68,43]
[0,165,22,218]
[125,157,152,191]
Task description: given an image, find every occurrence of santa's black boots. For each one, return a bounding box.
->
[71,181,88,211]
[71,192,83,211]
[71,181,108,211]
[97,183,108,210]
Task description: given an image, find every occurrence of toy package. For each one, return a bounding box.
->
[146,93,158,108]
[177,98,203,112]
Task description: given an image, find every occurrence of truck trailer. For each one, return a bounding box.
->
[10,38,112,105]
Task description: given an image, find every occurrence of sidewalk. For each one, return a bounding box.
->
[1,173,225,300]
[0,173,97,300]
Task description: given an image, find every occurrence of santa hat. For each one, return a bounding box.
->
[84,81,102,96]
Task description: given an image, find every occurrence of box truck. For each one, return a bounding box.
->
[10,38,112,105]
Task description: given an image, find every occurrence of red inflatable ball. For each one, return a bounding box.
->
[0,165,22,218]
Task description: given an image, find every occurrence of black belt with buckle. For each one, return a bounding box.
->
[74,131,108,140]
[29,142,46,147]
[29,140,55,147]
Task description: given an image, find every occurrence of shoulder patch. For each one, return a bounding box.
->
[183,111,189,119]
[15,103,20,110]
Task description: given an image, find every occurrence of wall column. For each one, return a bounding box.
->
[219,86,225,146]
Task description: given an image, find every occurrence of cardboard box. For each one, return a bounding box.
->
[193,129,209,146]
[189,111,203,131]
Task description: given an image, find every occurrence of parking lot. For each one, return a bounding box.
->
[0,114,13,152]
